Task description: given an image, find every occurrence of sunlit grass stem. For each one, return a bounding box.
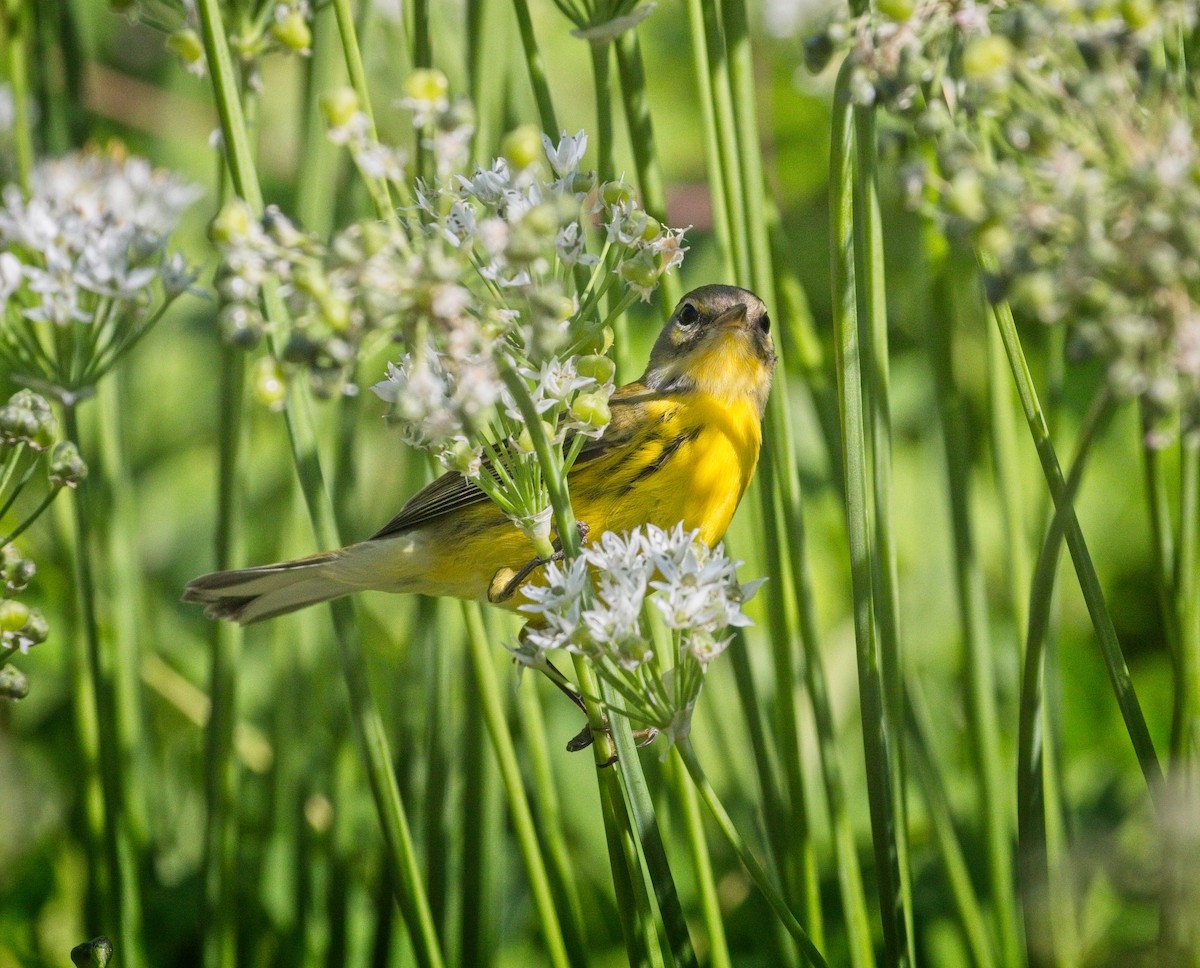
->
[831,65,909,968]
[0,0,34,192]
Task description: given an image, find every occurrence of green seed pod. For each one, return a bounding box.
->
[271,10,312,51]
[0,664,29,701]
[575,354,615,385]
[877,0,915,21]
[166,29,205,68]
[22,609,48,646]
[218,305,264,349]
[404,68,449,106]
[49,441,88,488]
[601,181,635,208]
[0,600,30,633]
[210,200,254,244]
[253,358,288,409]
[320,87,360,130]
[70,937,114,968]
[570,391,611,428]
[502,124,543,171]
[962,35,1014,80]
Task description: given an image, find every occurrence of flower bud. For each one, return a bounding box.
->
[166,29,205,69]
[0,664,29,701]
[600,181,635,208]
[48,441,87,488]
[253,358,288,410]
[210,200,253,244]
[570,391,611,428]
[1120,0,1153,29]
[0,600,29,633]
[271,10,312,52]
[320,87,360,130]
[877,0,915,21]
[70,937,114,968]
[962,35,1014,80]
[502,124,542,172]
[576,325,614,356]
[403,68,449,107]
[21,609,48,647]
[218,304,264,349]
[575,354,615,385]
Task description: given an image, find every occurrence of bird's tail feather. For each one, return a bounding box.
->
[183,551,353,625]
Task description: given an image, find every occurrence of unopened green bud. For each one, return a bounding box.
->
[218,305,263,349]
[575,354,615,385]
[404,68,449,106]
[522,202,561,238]
[566,171,597,195]
[516,426,535,452]
[167,29,205,68]
[0,600,29,633]
[22,609,47,646]
[210,200,253,244]
[570,391,611,428]
[976,224,1013,263]
[253,358,288,409]
[49,441,87,488]
[577,325,614,356]
[877,0,915,21]
[502,124,542,171]
[0,665,29,701]
[320,87,360,130]
[271,10,312,51]
[962,35,1013,79]
[71,937,114,968]
[1120,0,1153,26]
[946,170,987,223]
[601,181,635,208]
[445,439,479,475]
[619,248,660,289]
[639,214,662,243]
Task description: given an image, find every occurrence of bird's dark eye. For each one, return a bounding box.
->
[761,313,771,333]
[679,303,700,327]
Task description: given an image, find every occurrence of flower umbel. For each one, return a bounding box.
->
[519,524,763,745]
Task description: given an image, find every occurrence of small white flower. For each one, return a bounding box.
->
[542,130,588,179]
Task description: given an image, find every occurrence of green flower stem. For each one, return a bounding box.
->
[682,0,732,273]
[498,364,685,968]
[1176,436,1200,766]
[989,291,1165,801]
[830,65,909,968]
[61,402,146,968]
[687,0,748,283]
[511,0,560,136]
[0,0,33,193]
[297,3,346,239]
[460,655,495,967]
[929,264,1020,968]
[614,29,680,315]
[665,748,732,968]
[516,681,590,966]
[202,340,246,968]
[588,41,614,184]
[904,677,999,968]
[1015,386,1111,968]
[460,602,572,968]
[195,4,444,964]
[411,0,430,68]
[330,0,393,219]
[677,738,828,968]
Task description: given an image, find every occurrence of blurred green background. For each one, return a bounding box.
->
[0,1,1175,965]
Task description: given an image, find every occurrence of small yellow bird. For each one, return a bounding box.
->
[184,284,774,624]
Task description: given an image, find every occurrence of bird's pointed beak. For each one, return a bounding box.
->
[712,303,749,331]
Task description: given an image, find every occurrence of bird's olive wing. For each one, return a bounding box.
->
[368,383,653,540]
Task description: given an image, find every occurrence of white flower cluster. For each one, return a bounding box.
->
[215,74,686,551]
[0,150,198,396]
[517,524,763,744]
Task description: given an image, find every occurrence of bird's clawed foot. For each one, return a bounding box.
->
[565,723,660,763]
[488,522,591,604]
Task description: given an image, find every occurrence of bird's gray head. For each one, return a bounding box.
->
[643,285,775,414]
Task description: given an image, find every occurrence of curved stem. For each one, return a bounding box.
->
[510,0,559,136]
[677,739,828,968]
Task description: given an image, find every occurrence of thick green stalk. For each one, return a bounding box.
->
[516,681,590,967]
[677,739,829,968]
[666,749,732,968]
[690,0,749,283]
[905,678,999,968]
[830,65,909,968]
[297,3,346,238]
[1176,437,1200,766]
[1,0,33,192]
[683,0,733,273]
[614,29,681,314]
[62,402,146,968]
[511,0,560,136]
[990,293,1164,800]
[460,602,572,968]
[589,41,615,183]
[929,266,1020,968]
[1015,387,1111,968]
[194,3,444,964]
